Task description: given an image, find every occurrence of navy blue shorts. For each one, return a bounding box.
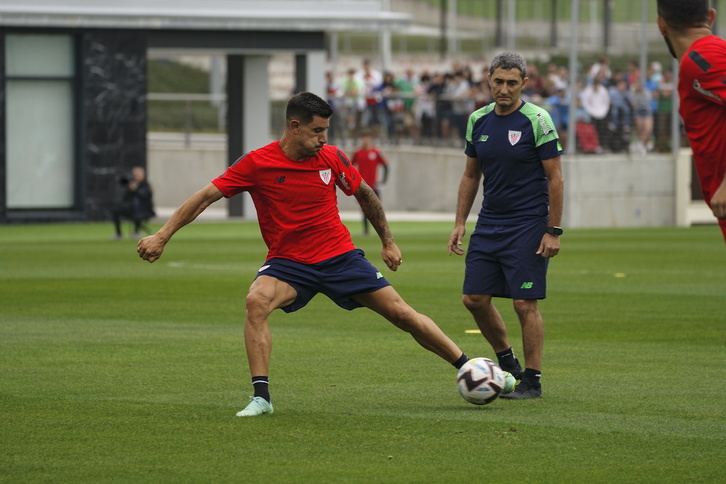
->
[255,249,391,313]
[463,219,549,300]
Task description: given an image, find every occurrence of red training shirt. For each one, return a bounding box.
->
[678,35,726,241]
[352,147,387,187]
[212,142,362,263]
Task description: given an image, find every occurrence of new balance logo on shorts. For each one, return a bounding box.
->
[520,282,534,289]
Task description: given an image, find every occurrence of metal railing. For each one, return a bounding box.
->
[147,89,680,155]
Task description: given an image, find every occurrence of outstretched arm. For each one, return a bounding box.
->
[354,180,402,271]
[137,183,224,263]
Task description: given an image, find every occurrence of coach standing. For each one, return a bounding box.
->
[657,0,726,243]
[448,52,564,399]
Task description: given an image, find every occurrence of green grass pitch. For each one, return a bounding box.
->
[1,221,724,483]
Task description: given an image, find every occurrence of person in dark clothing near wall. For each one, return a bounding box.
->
[111,166,155,240]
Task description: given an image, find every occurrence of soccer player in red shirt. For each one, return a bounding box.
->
[351,131,388,235]
[657,0,726,243]
[137,92,473,417]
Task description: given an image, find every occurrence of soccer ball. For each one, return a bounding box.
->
[456,357,508,405]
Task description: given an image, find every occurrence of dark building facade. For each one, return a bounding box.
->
[0,30,147,223]
[83,31,148,222]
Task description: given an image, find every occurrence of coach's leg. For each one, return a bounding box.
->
[512,299,543,372]
[462,293,511,353]
[353,286,463,363]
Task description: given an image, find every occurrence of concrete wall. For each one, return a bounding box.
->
[563,153,675,228]
[148,133,679,228]
[335,145,484,215]
[147,134,229,214]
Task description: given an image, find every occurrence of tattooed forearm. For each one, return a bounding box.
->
[354,182,395,245]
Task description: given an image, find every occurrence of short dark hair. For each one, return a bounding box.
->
[286,92,333,125]
[657,0,711,31]
[489,52,527,79]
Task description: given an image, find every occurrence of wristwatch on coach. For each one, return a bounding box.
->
[545,226,564,236]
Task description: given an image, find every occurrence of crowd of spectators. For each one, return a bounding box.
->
[325,56,676,154]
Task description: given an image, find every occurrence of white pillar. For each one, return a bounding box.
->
[639,0,648,78]
[589,0,598,49]
[301,50,325,98]
[448,0,458,56]
[381,0,392,72]
[242,55,271,219]
[507,0,516,49]
[566,0,580,158]
[381,30,392,73]
[329,32,339,78]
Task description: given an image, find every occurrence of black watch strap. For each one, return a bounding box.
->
[546,226,563,236]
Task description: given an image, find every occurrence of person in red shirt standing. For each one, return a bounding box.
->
[352,131,389,235]
[136,92,476,417]
[657,0,726,242]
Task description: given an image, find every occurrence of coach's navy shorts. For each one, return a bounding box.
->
[255,249,391,313]
[464,219,549,300]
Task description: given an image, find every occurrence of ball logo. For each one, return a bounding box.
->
[458,371,490,392]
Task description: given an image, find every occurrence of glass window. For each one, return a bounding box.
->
[6,34,74,77]
[5,34,76,210]
[6,81,75,209]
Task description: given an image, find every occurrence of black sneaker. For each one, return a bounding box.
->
[499,380,542,400]
[499,358,524,381]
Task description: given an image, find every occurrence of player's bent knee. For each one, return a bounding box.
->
[245,291,275,317]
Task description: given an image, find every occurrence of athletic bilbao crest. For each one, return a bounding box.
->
[319,169,332,185]
[508,130,522,146]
